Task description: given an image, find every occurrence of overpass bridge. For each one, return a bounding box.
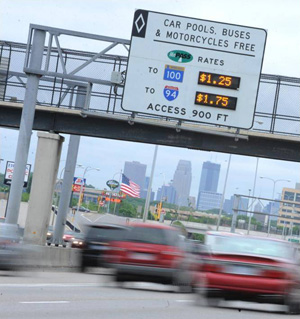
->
[0,39,300,161]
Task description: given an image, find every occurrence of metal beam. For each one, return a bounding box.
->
[1,101,300,162]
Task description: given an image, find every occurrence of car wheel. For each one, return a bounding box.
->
[173,269,193,293]
[206,296,220,307]
[80,261,86,273]
[285,287,300,314]
[194,278,220,307]
[115,272,125,287]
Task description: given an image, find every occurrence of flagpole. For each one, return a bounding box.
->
[143,145,158,222]
[113,169,122,215]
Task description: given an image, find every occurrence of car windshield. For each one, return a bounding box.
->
[126,227,179,246]
[206,234,295,260]
[87,227,127,241]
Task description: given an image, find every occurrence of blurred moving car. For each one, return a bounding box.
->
[72,206,90,212]
[46,225,54,246]
[0,223,24,270]
[63,230,79,246]
[195,231,300,314]
[106,223,194,291]
[80,224,129,272]
[71,232,85,249]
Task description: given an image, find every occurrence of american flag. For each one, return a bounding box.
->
[120,174,140,198]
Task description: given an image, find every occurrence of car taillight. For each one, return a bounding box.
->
[202,262,223,273]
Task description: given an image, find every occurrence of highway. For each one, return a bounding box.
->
[0,270,291,319]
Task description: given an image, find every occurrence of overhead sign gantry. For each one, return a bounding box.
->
[122,9,267,129]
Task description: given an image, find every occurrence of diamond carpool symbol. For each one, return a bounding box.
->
[135,14,145,34]
[132,10,148,38]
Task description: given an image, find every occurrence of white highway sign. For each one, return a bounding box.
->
[122,9,267,129]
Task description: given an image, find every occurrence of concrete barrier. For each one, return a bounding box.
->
[23,245,81,269]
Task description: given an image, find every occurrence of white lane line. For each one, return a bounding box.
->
[176,300,193,303]
[0,283,99,288]
[93,214,108,223]
[20,301,70,304]
[81,214,93,223]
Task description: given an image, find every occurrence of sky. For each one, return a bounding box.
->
[0,0,300,202]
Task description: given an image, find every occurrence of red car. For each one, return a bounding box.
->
[106,223,193,292]
[195,231,300,314]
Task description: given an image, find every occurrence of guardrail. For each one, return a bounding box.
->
[1,40,300,137]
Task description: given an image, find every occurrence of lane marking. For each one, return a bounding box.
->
[81,214,93,223]
[20,301,70,304]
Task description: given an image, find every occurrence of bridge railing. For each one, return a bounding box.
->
[1,39,300,136]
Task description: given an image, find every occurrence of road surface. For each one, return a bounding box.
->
[0,270,291,319]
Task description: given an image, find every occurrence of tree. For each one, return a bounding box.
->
[118,201,137,218]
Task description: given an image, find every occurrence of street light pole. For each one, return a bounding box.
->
[217,154,232,230]
[247,158,259,235]
[260,177,290,236]
[143,145,158,222]
[74,166,100,229]
[112,170,122,215]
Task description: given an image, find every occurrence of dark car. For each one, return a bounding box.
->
[63,230,79,246]
[72,206,90,213]
[46,225,54,245]
[80,224,129,272]
[106,223,194,292]
[194,231,300,314]
[71,233,85,248]
[0,223,24,271]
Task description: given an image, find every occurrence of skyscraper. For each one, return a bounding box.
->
[172,160,192,207]
[197,161,221,210]
[123,161,146,191]
[156,184,177,204]
[199,161,220,193]
[140,176,155,201]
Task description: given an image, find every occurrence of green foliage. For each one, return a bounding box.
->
[0,173,4,186]
[21,192,30,202]
[205,208,225,215]
[191,233,205,242]
[87,201,98,211]
[118,201,137,218]
[25,172,33,193]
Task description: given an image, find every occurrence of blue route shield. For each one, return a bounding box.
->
[163,86,179,101]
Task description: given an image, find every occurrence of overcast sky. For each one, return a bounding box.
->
[0,0,300,201]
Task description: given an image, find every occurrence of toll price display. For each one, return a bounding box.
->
[195,92,237,110]
[198,72,240,90]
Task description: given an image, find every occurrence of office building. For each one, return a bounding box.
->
[197,161,221,210]
[197,191,222,211]
[198,161,220,193]
[253,202,265,224]
[171,160,192,207]
[123,161,146,190]
[156,184,177,204]
[277,184,300,230]
[140,177,155,201]
[188,196,196,210]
